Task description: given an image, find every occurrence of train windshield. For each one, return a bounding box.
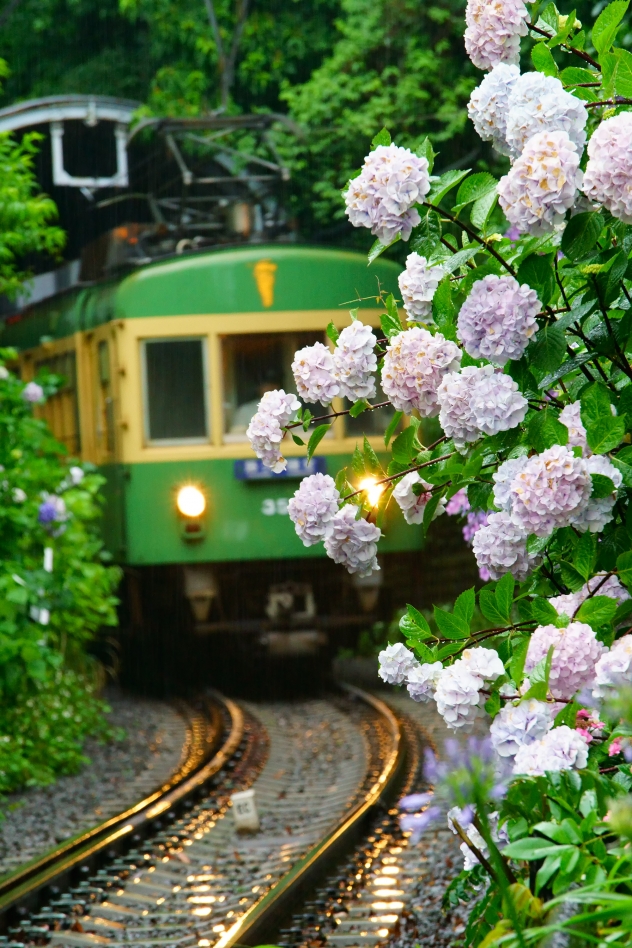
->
[142,338,208,443]
[222,331,322,440]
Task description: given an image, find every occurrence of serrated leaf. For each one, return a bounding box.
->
[538,352,595,390]
[529,323,567,374]
[392,426,417,465]
[431,276,457,339]
[592,0,629,55]
[591,472,616,498]
[352,445,366,476]
[371,127,391,148]
[441,245,481,274]
[560,560,586,592]
[307,424,331,462]
[573,531,597,581]
[510,635,530,686]
[479,588,507,626]
[532,42,559,76]
[421,492,443,535]
[575,595,618,629]
[410,207,442,257]
[517,252,556,306]
[561,212,604,262]
[560,66,598,85]
[434,606,470,640]
[453,173,497,212]
[470,190,498,232]
[326,321,340,345]
[530,596,559,625]
[384,410,403,447]
[349,399,369,418]
[527,534,550,556]
[454,587,475,625]
[302,408,313,431]
[438,642,462,660]
[416,137,436,174]
[496,572,515,622]
[586,416,626,454]
[380,296,404,339]
[528,408,569,452]
[617,550,632,587]
[427,168,471,206]
[368,234,400,264]
[363,435,380,474]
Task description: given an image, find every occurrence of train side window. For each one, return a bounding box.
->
[96,340,115,455]
[142,338,209,444]
[34,350,81,455]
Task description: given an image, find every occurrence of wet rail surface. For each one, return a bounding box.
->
[0,688,443,948]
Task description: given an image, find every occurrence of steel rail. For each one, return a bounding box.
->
[0,694,244,924]
[215,683,406,948]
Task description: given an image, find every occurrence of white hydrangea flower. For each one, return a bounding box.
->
[573,454,622,534]
[513,726,589,776]
[456,274,539,365]
[437,365,528,452]
[509,445,592,537]
[291,342,339,406]
[498,131,582,235]
[288,473,340,546]
[472,511,538,581]
[551,573,630,619]
[12,487,26,503]
[324,504,381,576]
[559,400,589,456]
[398,253,446,320]
[392,471,446,525]
[406,661,444,701]
[378,642,418,684]
[0,366,8,380]
[22,381,44,403]
[332,320,377,402]
[505,72,588,160]
[434,647,504,729]
[593,635,632,698]
[381,327,461,416]
[468,63,520,156]
[246,389,301,473]
[344,144,430,244]
[464,0,529,71]
[490,699,553,758]
[69,466,85,485]
[492,455,529,511]
[583,112,632,223]
[525,621,607,700]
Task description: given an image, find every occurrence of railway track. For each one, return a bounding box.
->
[0,687,448,948]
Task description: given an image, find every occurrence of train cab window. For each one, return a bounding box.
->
[34,350,81,455]
[222,331,322,441]
[96,341,115,455]
[142,338,208,444]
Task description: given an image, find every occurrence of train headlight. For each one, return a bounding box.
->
[358,476,384,508]
[177,485,206,518]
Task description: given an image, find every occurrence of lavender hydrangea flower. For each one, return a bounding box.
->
[464,0,529,71]
[467,64,520,156]
[498,131,582,235]
[378,642,417,684]
[593,635,632,698]
[583,112,632,223]
[472,511,537,581]
[437,365,528,451]
[446,488,470,516]
[398,253,446,320]
[434,648,504,729]
[492,455,529,511]
[381,327,461,416]
[513,726,589,776]
[509,444,592,537]
[490,699,553,758]
[291,342,339,406]
[456,275,540,365]
[525,621,607,700]
[38,494,67,526]
[559,400,589,455]
[332,320,377,402]
[288,473,340,546]
[22,381,44,403]
[344,144,430,244]
[462,508,488,544]
[505,72,588,159]
[392,471,446,525]
[551,573,630,619]
[406,661,444,702]
[573,454,622,534]
[324,504,381,576]
[246,389,301,473]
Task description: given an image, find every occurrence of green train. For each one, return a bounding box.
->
[2,242,441,694]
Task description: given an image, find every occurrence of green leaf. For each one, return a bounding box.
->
[470,190,499,232]
[560,66,598,85]
[573,531,597,581]
[453,172,497,212]
[410,208,442,257]
[380,294,404,339]
[392,426,417,465]
[454,587,476,626]
[529,323,567,374]
[560,560,587,592]
[591,472,616,498]
[517,252,556,306]
[291,433,305,446]
[592,0,629,55]
[528,408,569,452]
[427,168,471,206]
[363,435,380,473]
[538,351,595,390]
[384,411,403,447]
[307,424,331,462]
[371,127,391,148]
[302,408,313,431]
[575,595,618,629]
[438,642,462,660]
[531,41,559,76]
[586,416,626,454]
[368,234,400,264]
[441,246,480,274]
[496,572,515,622]
[326,321,340,345]
[400,603,433,640]
[416,137,436,174]
[352,445,366,476]
[349,399,369,418]
[611,47,632,96]
[503,839,575,860]
[434,606,470,640]
[617,550,632,587]
[561,212,604,262]
[421,492,443,535]
[431,276,457,339]
[580,383,613,428]
[530,596,559,625]
[510,635,530,686]
[535,854,562,894]
[479,588,507,626]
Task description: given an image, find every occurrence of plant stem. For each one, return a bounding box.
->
[425,203,517,278]
[528,21,600,68]
[342,452,455,500]
[285,400,391,431]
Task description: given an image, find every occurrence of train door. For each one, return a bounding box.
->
[85,325,120,464]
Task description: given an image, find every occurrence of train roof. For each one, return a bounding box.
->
[1,244,400,350]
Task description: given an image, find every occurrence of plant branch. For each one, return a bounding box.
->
[451,818,499,881]
[528,22,600,68]
[285,400,391,431]
[586,97,632,109]
[425,203,517,278]
[342,452,456,500]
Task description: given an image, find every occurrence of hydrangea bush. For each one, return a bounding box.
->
[248,0,632,941]
[0,351,121,792]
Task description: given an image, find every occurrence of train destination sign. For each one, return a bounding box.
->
[233,457,326,481]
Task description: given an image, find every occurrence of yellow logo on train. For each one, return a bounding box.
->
[253,259,277,308]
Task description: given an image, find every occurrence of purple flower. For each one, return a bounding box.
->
[446,488,470,516]
[463,509,489,545]
[22,382,44,404]
[400,807,442,842]
[38,495,67,527]
[399,792,434,811]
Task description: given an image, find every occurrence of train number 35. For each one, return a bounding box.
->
[261,498,289,516]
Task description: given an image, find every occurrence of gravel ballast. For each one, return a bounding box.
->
[0,691,188,876]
